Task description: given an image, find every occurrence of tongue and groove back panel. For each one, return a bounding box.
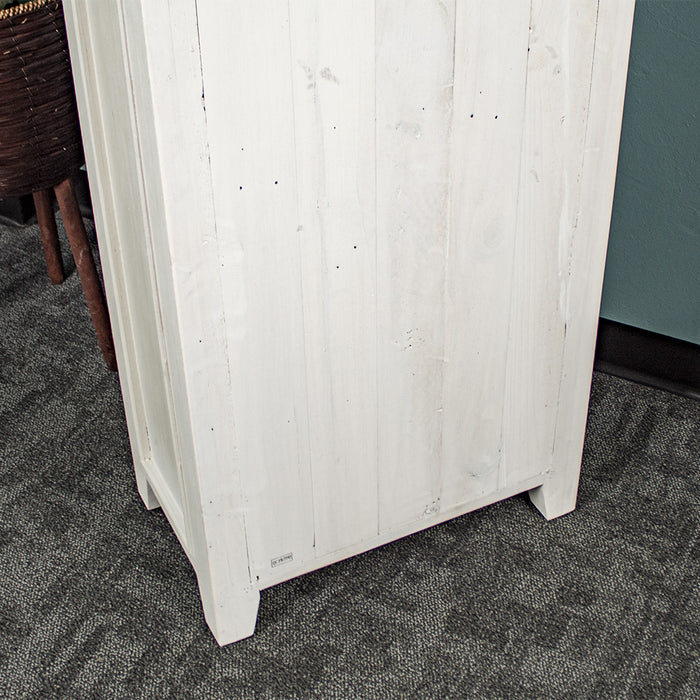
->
[63,0,636,644]
[193,0,601,569]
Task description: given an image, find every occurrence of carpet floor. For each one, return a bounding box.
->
[1,216,698,699]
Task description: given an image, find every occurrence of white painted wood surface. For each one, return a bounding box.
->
[64,0,635,645]
[504,0,601,514]
[440,1,532,511]
[287,0,380,557]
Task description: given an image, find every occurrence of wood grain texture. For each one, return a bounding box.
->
[289,0,379,557]
[33,188,65,284]
[63,0,182,514]
[440,0,532,511]
[65,0,635,644]
[63,0,145,463]
[503,0,600,509]
[258,474,544,590]
[137,0,262,643]
[532,0,637,518]
[194,2,317,576]
[375,0,454,533]
[71,0,261,643]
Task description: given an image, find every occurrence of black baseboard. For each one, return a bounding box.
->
[595,318,700,400]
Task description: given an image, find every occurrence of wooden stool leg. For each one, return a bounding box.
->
[54,177,117,371]
[33,189,65,285]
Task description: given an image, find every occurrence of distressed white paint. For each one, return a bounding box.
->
[62,0,186,536]
[375,0,454,532]
[66,0,261,644]
[64,0,635,644]
[504,0,602,516]
[288,1,379,556]
[533,0,638,518]
[440,0,532,510]
[192,1,319,583]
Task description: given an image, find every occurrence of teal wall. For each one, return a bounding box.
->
[601,0,700,345]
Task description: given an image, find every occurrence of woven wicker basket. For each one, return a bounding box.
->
[0,0,84,197]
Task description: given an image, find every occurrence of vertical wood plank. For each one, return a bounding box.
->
[131,0,261,643]
[504,0,601,496]
[375,0,455,531]
[63,0,147,467]
[531,0,637,518]
[63,0,183,516]
[193,1,316,574]
[439,1,532,509]
[66,0,262,644]
[289,0,378,556]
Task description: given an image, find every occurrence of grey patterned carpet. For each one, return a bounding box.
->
[1,215,699,699]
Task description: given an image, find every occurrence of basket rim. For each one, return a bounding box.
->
[0,0,59,22]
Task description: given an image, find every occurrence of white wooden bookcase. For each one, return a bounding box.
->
[63,0,635,645]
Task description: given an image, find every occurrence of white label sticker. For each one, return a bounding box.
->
[271,552,294,568]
